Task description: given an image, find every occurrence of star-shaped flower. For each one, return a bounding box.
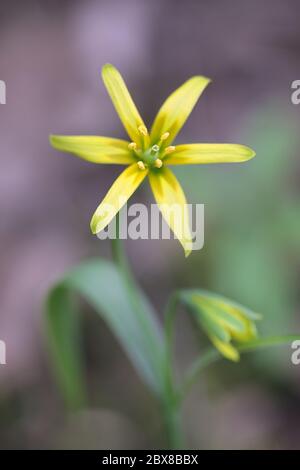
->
[50,64,255,256]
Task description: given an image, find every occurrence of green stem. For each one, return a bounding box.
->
[111,212,145,320]
[163,400,183,449]
[179,349,220,401]
[111,213,183,449]
[178,334,300,403]
[163,293,185,448]
[164,293,179,398]
[111,212,135,289]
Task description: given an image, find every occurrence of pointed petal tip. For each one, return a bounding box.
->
[223,345,240,362]
[231,352,240,362]
[102,63,114,73]
[210,334,240,362]
[90,215,99,235]
[249,147,256,159]
[242,146,256,161]
[101,63,122,82]
[193,75,212,85]
[101,63,117,82]
[184,247,192,258]
[49,134,60,149]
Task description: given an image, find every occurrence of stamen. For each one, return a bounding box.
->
[154,158,163,169]
[151,144,160,154]
[137,161,146,170]
[128,142,137,150]
[160,132,170,141]
[138,125,148,136]
[165,145,176,154]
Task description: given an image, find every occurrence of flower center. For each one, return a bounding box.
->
[128,128,175,171]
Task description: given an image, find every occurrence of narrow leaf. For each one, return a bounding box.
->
[45,258,165,408]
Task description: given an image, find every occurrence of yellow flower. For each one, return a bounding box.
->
[50,64,255,256]
[181,290,261,361]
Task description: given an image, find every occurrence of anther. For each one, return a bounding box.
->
[165,145,176,154]
[151,144,160,154]
[137,161,146,170]
[138,125,148,136]
[160,132,170,141]
[128,142,137,150]
[154,158,163,169]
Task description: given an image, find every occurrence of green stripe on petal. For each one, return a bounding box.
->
[196,296,246,334]
[150,76,211,146]
[148,167,192,257]
[198,309,231,343]
[50,135,134,164]
[102,64,148,146]
[195,290,262,321]
[165,143,256,165]
[90,163,148,234]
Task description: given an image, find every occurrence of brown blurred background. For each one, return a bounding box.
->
[0,0,299,449]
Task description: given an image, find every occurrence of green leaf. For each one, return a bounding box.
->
[45,258,165,408]
[46,284,86,409]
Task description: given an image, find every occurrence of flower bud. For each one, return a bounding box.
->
[181,290,261,361]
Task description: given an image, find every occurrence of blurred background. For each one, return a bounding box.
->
[0,0,299,449]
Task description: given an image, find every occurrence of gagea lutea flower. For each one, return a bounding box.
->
[50,64,255,256]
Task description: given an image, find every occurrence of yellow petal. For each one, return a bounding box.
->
[50,135,134,164]
[209,335,240,362]
[231,318,258,343]
[165,143,256,165]
[209,299,258,342]
[148,167,192,257]
[150,76,211,146]
[90,163,148,234]
[102,64,148,146]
